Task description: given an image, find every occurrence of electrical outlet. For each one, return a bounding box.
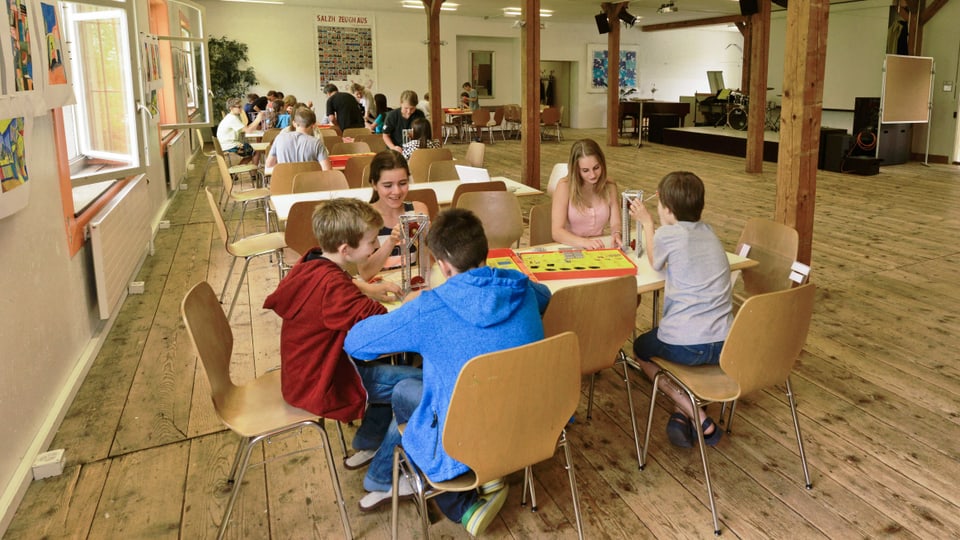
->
[179,183,189,190]
[129,281,145,294]
[32,449,65,480]
[158,220,171,229]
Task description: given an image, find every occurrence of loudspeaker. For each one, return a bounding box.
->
[595,13,610,34]
[853,97,880,135]
[739,0,759,15]
[822,132,852,172]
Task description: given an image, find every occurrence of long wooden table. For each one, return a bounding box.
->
[270,177,542,221]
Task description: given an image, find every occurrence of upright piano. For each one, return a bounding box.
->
[619,101,691,144]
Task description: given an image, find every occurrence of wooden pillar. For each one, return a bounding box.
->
[520,0,541,188]
[745,0,770,173]
[775,0,829,265]
[738,21,751,92]
[423,0,444,139]
[603,3,626,147]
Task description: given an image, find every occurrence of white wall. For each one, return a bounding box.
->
[920,0,960,160]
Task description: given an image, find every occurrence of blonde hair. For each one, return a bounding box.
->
[566,138,614,210]
[312,198,383,252]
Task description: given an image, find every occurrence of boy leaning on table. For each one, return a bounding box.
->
[264,106,332,170]
[262,198,417,473]
[628,171,733,449]
[344,208,552,536]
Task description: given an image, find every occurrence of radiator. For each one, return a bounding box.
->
[89,174,152,320]
[165,130,187,191]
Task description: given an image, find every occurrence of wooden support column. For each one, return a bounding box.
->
[423,0,444,139]
[602,3,626,147]
[520,0,540,188]
[738,22,751,92]
[775,0,829,265]
[745,0,770,173]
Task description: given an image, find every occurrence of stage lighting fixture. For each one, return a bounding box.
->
[657,2,678,14]
[618,9,638,27]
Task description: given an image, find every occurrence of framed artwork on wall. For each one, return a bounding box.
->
[587,44,640,94]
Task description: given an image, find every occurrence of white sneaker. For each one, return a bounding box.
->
[344,449,376,470]
[358,479,416,513]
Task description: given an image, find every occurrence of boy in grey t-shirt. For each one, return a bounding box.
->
[629,171,732,448]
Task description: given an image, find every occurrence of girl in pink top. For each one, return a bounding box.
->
[551,138,622,249]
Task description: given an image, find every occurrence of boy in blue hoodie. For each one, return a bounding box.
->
[344,208,551,536]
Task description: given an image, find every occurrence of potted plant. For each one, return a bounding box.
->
[208,36,258,130]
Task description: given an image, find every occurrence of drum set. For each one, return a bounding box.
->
[721,91,782,132]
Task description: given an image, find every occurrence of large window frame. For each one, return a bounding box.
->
[153,0,212,129]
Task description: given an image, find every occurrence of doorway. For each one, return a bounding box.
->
[540,60,573,128]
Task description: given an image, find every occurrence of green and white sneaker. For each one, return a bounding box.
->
[462,484,509,536]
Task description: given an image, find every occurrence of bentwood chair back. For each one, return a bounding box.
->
[404,189,439,222]
[541,275,642,465]
[215,154,272,237]
[343,154,375,188]
[317,128,339,139]
[540,106,562,141]
[196,128,217,186]
[503,104,522,139]
[261,128,282,145]
[464,141,485,169]
[321,135,342,154]
[547,163,569,196]
[471,108,494,144]
[455,190,523,249]
[408,147,453,183]
[357,134,388,153]
[641,283,817,535]
[292,170,349,193]
[284,200,322,257]
[204,188,286,322]
[489,107,505,141]
[449,180,506,208]
[342,127,372,139]
[528,202,553,246]
[181,281,352,540]
[735,218,801,300]
[426,160,459,182]
[391,333,584,539]
[270,161,323,196]
[331,141,371,155]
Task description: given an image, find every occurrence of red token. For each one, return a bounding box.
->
[410,275,426,290]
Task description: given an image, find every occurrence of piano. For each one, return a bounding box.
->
[619,101,691,143]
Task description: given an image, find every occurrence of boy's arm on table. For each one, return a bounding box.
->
[344,300,425,361]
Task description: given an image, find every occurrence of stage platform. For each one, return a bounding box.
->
[661,126,780,162]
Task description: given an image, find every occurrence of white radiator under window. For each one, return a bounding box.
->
[89,174,152,320]
[165,131,187,191]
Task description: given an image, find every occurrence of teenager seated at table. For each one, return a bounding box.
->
[357,151,430,280]
[382,90,425,152]
[551,138,623,249]
[351,83,377,125]
[217,97,265,165]
[263,198,415,474]
[366,93,389,133]
[265,107,332,170]
[628,171,732,448]
[400,118,441,160]
[344,208,552,535]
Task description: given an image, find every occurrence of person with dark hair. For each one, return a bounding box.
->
[629,171,732,449]
[324,83,365,132]
[366,93,390,133]
[356,150,430,279]
[265,106,332,170]
[462,81,479,111]
[381,90,425,152]
[400,118,440,160]
[344,208,551,535]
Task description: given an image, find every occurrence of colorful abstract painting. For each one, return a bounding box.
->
[9,0,34,91]
[588,45,639,93]
[41,2,65,84]
[0,117,27,193]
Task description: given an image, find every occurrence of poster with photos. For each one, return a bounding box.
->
[315,12,376,92]
[0,115,32,219]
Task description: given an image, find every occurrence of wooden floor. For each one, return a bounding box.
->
[6,129,960,539]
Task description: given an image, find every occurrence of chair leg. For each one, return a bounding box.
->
[639,371,661,470]
[677,378,721,536]
[309,420,354,539]
[559,430,584,540]
[218,436,257,540]
[219,257,239,304]
[619,354,644,468]
[586,373,597,419]
[227,257,253,322]
[786,377,813,489]
[226,435,247,483]
[335,421,348,457]
[391,446,401,540]
[522,466,538,511]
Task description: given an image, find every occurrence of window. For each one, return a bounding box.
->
[60,0,144,188]
[153,0,212,128]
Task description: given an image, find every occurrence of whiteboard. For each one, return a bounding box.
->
[881,55,934,124]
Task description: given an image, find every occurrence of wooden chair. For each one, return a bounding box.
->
[212,137,260,195]
[195,128,217,186]
[216,154,272,237]
[343,154,375,188]
[269,161,323,196]
[464,141,485,168]
[641,283,817,535]
[261,127,282,145]
[284,200,322,260]
[734,218,801,303]
[471,108,495,144]
[540,106,563,141]
[342,127,372,139]
[357,133,388,153]
[322,135,341,153]
[426,160,459,182]
[404,188,439,222]
[292,170,349,193]
[503,104,522,139]
[391,332,584,540]
[331,141,371,155]
[455,191,523,249]
[317,128,339,139]
[407,147,453,183]
[488,107,505,141]
[180,282,352,540]
[542,275,642,466]
[547,162,569,196]
[204,188,286,322]
[450,180,506,208]
[528,202,553,246]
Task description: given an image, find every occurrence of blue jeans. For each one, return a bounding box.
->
[364,378,477,522]
[633,329,724,366]
[353,362,422,451]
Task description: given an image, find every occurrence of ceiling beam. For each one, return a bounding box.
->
[641,14,746,32]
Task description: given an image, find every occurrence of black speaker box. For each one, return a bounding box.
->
[740,0,759,15]
[853,97,880,135]
[595,13,610,34]
[845,156,880,176]
[822,132,852,172]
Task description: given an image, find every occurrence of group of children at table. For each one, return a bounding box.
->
[261,137,731,535]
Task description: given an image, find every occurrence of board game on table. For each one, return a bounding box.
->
[487,248,637,281]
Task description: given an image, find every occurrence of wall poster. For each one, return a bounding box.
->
[0,116,31,219]
[315,12,376,93]
[587,44,640,94]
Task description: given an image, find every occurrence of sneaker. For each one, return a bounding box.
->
[358,479,415,513]
[462,485,509,536]
[344,449,376,470]
[478,478,505,496]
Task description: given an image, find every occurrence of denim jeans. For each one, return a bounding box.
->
[364,378,477,522]
[633,329,724,366]
[353,362,422,451]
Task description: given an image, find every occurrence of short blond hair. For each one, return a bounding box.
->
[312,198,383,252]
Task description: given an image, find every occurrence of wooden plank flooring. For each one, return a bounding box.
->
[5,129,960,539]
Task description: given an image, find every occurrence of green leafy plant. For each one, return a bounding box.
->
[208,36,258,121]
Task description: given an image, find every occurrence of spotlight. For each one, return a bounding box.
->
[657,2,678,14]
[618,9,638,27]
[595,12,611,34]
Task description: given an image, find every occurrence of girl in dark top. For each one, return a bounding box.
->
[367,93,389,133]
[358,150,430,280]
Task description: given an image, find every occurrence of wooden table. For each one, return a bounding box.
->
[443,108,473,143]
[271,177,542,221]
